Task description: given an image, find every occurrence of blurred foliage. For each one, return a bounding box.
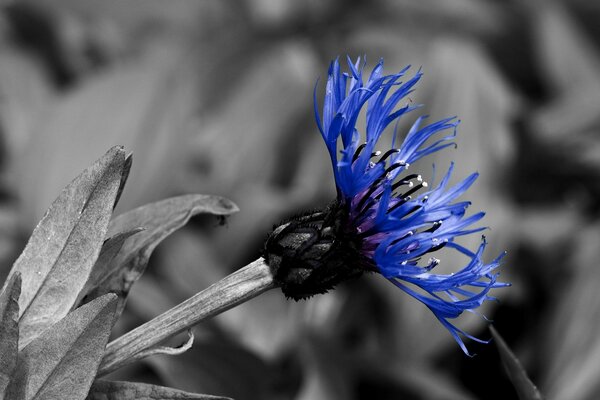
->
[1,0,600,399]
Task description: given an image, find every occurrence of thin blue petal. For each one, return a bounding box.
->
[313,57,508,354]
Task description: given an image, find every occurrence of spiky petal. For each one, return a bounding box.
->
[314,57,508,354]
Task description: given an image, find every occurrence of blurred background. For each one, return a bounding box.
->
[1,0,600,399]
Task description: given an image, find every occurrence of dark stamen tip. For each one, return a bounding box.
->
[352,142,368,162]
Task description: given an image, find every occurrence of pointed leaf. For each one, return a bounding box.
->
[87,380,232,400]
[491,327,544,400]
[6,294,117,400]
[2,146,126,348]
[114,153,133,210]
[81,195,238,316]
[0,273,21,397]
[76,228,144,308]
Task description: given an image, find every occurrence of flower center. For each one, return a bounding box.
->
[350,145,430,234]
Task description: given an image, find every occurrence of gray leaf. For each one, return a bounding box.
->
[82,195,238,317]
[123,329,194,369]
[2,146,126,349]
[6,294,117,400]
[0,273,21,397]
[114,153,133,211]
[76,228,144,308]
[491,327,544,400]
[87,380,232,400]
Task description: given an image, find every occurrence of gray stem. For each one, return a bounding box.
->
[98,257,275,376]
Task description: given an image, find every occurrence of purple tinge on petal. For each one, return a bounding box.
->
[314,57,508,354]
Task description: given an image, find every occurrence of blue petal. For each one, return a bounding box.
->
[314,57,508,354]
[382,238,506,354]
[315,58,433,199]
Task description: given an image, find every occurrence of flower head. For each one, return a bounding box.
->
[264,56,508,354]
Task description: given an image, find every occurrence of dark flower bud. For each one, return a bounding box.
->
[263,203,371,300]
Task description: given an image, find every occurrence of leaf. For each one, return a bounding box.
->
[117,329,195,371]
[0,273,21,397]
[490,327,544,400]
[114,153,133,210]
[6,294,117,400]
[76,228,144,308]
[2,146,126,349]
[87,380,232,400]
[80,195,238,317]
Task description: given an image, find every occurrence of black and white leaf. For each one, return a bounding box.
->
[2,146,126,349]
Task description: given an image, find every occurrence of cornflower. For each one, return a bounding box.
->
[264,56,508,354]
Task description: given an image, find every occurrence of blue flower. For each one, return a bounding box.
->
[264,56,508,355]
[313,56,508,354]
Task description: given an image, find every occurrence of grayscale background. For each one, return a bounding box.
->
[1,1,599,399]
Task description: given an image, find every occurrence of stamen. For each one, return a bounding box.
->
[378,149,400,164]
[391,174,420,191]
[371,174,420,202]
[352,143,367,162]
[352,145,384,164]
[356,162,406,212]
[398,182,426,201]
[381,162,406,178]
[423,221,442,233]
